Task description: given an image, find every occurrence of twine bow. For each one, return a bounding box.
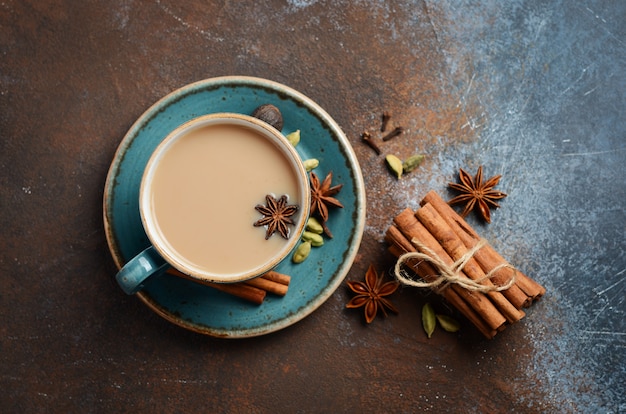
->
[394,237,516,293]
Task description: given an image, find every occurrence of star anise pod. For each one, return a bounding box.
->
[346,264,399,324]
[448,166,507,223]
[254,194,299,240]
[310,171,344,223]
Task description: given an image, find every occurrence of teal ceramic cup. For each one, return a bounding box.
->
[115,113,310,295]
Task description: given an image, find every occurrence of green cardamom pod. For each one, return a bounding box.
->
[402,154,425,174]
[422,303,436,338]
[436,314,461,333]
[305,217,324,234]
[385,154,403,179]
[303,158,319,172]
[286,130,300,147]
[292,241,311,263]
[302,231,324,247]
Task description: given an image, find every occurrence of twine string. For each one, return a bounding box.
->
[393,237,516,293]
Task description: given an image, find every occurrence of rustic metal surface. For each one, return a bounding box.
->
[2,1,624,412]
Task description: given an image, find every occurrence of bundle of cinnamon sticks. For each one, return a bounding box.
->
[166,268,290,305]
[385,190,545,338]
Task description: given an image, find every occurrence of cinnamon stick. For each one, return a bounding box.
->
[415,203,525,323]
[420,190,545,304]
[386,226,497,338]
[245,274,289,296]
[393,208,507,331]
[387,192,545,338]
[261,270,291,286]
[420,190,530,307]
[166,268,266,305]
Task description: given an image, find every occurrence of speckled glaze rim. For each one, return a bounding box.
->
[103,76,366,338]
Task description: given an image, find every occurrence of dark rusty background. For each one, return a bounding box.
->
[2,1,624,412]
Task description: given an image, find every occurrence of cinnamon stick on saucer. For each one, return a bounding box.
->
[245,271,290,296]
[165,268,291,305]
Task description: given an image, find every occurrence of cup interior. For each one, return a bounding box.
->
[140,113,310,283]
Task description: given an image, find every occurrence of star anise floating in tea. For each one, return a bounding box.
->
[254,194,299,240]
[309,171,344,237]
[346,264,399,324]
[448,166,507,223]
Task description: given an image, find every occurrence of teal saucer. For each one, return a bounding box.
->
[103,76,366,337]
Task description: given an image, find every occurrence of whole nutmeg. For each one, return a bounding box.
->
[251,104,284,131]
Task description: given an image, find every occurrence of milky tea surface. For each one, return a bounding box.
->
[147,123,300,277]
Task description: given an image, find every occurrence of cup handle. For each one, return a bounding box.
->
[115,246,170,295]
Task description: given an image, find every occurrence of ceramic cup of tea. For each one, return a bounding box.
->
[115,113,311,294]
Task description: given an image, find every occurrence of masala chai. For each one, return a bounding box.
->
[140,115,308,282]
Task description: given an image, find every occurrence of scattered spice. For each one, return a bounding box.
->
[309,171,344,223]
[402,154,425,174]
[286,130,300,146]
[421,302,461,337]
[293,170,344,264]
[292,241,311,263]
[385,153,426,179]
[385,154,404,179]
[251,104,283,131]
[436,314,461,333]
[422,303,436,338]
[360,112,408,156]
[361,131,382,155]
[346,264,399,323]
[448,166,507,223]
[382,126,404,142]
[302,231,324,247]
[381,111,391,132]
[254,194,299,240]
[305,217,324,234]
[303,158,319,172]
[320,219,335,239]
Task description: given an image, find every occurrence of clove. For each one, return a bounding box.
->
[361,131,382,155]
[382,126,404,142]
[381,111,391,132]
